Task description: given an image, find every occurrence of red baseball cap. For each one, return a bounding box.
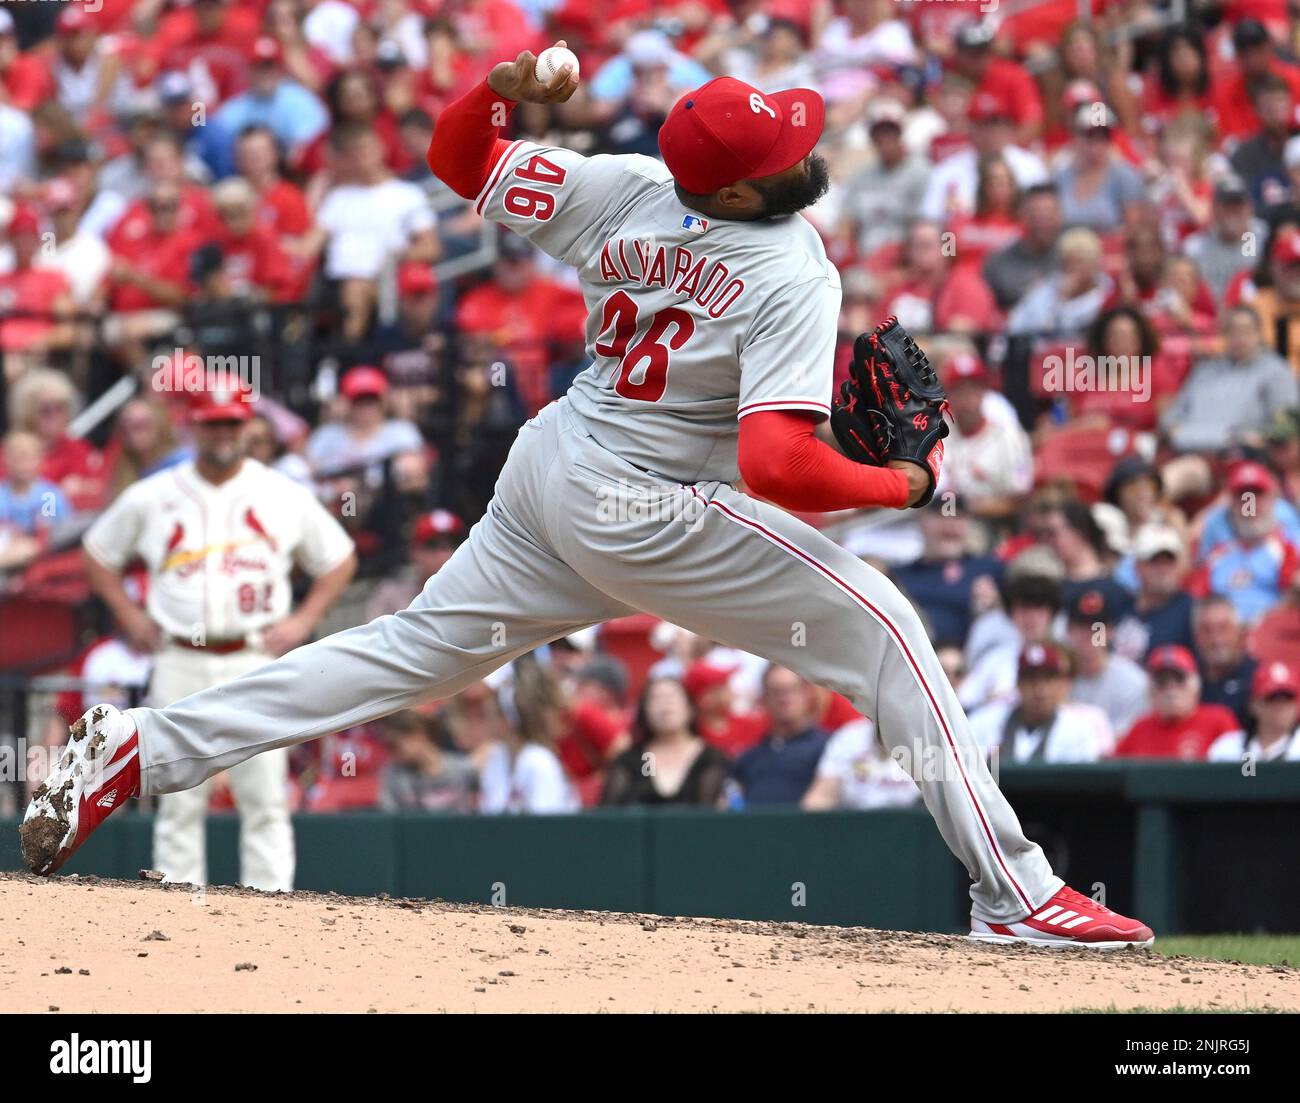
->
[1253,661,1300,698]
[250,36,284,64]
[340,365,389,399]
[6,202,41,236]
[1227,460,1278,496]
[944,352,988,387]
[968,91,1009,123]
[189,380,254,422]
[56,6,94,34]
[1147,644,1198,677]
[1274,229,1300,265]
[1018,642,1068,677]
[658,77,824,195]
[412,509,466,545]
[682,660,735,701]
[397,262,437,297]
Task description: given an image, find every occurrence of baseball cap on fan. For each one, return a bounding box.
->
[658,76,825,195]
[412,509,466,546]
[1253,661,1300,699]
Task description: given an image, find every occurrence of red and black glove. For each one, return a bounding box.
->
[829,316,949,508]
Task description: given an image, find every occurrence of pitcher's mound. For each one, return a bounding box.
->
[1,873,1294,1012]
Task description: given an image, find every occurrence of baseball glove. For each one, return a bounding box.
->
[830,316,949,508]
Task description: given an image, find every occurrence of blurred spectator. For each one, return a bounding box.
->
[731,666,829,806]
[589,29,712,110]
[1143,25,1212,128]
[1007,226,1111,336]
[1129,525,1196,658]
[1229,73,1294,209]
[480,661,579,814]
[356,261,445,421]
[1103,456,1186,553]
[0,430,70,539]
[35,177,109,308]
[0,54,35,190]
[104,396,190,503]
[1161,306,1299,452]
[983,183,1063,310]
[1114,644,1243,759]
[455,233,587,415]
[837,99,929,257]
[878,219,1001,334]
[1183,176,1266,304]
[817,0,918,76]
[1191,461,1300,623]
[4,368,104,509]
[947,155,1023,273]
[211,36,330,175]
[1267,407,1300,501]
[1064,587,1150,737]
[681,659,766,758]
[961,571,1062,712]
[1192,594,1259,728]
[920,94,1046,224]
[1239,229,1300,373]
[306,365,424,477]
[307,123,439,341]
[1052,104,1145,234]
[1211,18,1300,145]
[892,499,1002,642]
[0,203,75,372]
[201,177,297,302]
[241,410,313,488]
[948,20,1042,146]
[377,710,477,811]
[365,508,466,619]
[939,353,1033,520]
[105,180,199,329]
[1207,661,1300,762]
[1197,457,1300,555]
[970,643,1113,762]
[0,10,53,113]
[802,716,920,809]
[1042,500,1131,615]
[601,676,729,806]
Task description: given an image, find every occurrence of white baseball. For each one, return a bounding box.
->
[535,46,579,85]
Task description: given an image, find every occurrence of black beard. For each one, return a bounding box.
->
[756,153,831,217]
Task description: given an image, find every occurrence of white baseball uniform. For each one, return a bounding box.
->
[124,138,1061,922]
[84,457,354,891]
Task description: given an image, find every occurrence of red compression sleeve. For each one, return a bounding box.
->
[737,410,911,512]
[426,79,517,200]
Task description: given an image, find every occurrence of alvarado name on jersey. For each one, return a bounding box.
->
[597,235,747,319]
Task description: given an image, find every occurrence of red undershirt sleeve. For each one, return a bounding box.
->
[737,410,911,512]
[426,79,517,200]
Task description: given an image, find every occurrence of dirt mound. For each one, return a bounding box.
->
[1,872,1294,1012]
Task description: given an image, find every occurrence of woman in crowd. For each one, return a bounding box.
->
[104,396,188,503]
[479,661,579,814]
[602,677,730,807]
[5,367,104,510]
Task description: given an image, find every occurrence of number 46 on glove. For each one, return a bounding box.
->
[829,316,949,509]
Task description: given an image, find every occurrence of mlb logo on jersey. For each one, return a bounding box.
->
[682,215,709,234]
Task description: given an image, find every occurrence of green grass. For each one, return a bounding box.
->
[1154,934,1300,967]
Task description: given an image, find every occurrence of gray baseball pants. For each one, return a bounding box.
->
[128,399,1061,922]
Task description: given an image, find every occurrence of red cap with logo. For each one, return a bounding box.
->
[1253,661,1300,699]
[1018,642,1068,677]
[1274,229,1300,265]
[189,379,254,422]
[1147,643,1198,677]
[944,352,989,387]
[1227,460,1278,496]
[57,6,94,34]
[658,77,825,195]
[6,202,41,236]
[250,36,284,64]
[412,509,466,545]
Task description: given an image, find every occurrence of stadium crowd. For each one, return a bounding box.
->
[2,0,1300,821]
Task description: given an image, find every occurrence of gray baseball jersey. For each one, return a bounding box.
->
[478,139,839,481]
[125,141,1060,924]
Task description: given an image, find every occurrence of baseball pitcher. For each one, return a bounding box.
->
[24,46,1152,946]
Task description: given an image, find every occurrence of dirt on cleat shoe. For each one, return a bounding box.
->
[20,703,140,876]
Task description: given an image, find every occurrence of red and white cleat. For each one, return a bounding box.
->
[970,886,1155,950]
[20,704,140,876]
